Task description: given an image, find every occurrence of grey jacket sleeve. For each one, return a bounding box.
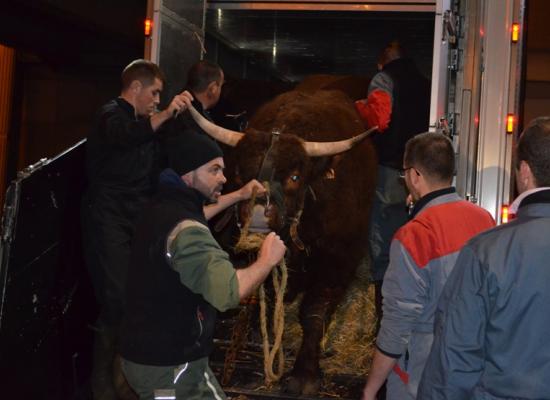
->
[418,245,488,400]
[376,238,429,357]
[367,71,394,104]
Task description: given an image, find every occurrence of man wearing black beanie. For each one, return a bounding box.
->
[119,133,286,399]
[166,131,223,177]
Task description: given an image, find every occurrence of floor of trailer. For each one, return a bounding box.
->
[211,309,368,400]
[211,344,365,399]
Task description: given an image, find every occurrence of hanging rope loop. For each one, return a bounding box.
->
[234,184,288,385]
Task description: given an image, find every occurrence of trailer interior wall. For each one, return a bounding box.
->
[204,2,435,82]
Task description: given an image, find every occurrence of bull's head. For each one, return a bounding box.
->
[187,104,375,247]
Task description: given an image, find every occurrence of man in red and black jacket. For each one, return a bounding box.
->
[355,41,431,330]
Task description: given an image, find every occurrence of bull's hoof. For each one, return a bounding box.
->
[301,378,321,397]
[283,376,303,396]
[282,375,321,396]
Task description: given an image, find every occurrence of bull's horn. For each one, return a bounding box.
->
[186,103,244,147]
[302,126,378,157]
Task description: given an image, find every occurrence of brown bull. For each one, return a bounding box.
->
[189,88,377,396]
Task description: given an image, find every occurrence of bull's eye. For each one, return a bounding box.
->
[290,175,300,182]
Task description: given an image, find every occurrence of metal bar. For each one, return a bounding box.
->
[208,1,435,12]
[211,0,435,3]
[0,181,20,331]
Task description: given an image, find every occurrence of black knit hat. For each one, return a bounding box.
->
[166,133,223,176]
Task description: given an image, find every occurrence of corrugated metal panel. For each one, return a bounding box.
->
[148,0,206,106]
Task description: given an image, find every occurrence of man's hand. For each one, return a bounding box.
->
[150,91,194,131]
[238,179,267,201]
[235,231,286,299]
[361,349,396,400]
[167,90,194,117]
[204,179,265,221]
[361,387,377,400]
[258,232,286,268]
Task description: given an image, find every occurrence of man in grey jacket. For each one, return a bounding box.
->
[361,132,494,400]
[418,116,550,399]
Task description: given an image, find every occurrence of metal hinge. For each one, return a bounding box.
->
[449,48,459,71]
[442,9,460,45]
[436,113,457,137]
[17,158,48,179]
[466,194,478,204]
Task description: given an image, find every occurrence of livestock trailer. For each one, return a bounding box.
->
[145,0,526,223]
[0,0,529,398]
[141,0,526,397]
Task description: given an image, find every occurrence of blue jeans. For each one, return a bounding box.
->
[368,165,409,282]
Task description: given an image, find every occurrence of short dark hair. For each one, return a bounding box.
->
[517,116,550,187]
[187,60,223,93]
[404,132,455,184]
[121,59,164,90]
[378,40,405,67]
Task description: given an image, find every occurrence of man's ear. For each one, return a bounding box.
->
[130,80,142,93]
[519,160,530,175]
[410,167,422,187]
[181,172,193,186]
[519,160,536,189]
[207,81,218,96]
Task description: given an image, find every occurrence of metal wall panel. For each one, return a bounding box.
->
[150,0,207,106]
[0,140,94,398]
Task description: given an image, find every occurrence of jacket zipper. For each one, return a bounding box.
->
[195,306,204,346]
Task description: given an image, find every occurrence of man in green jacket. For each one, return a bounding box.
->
[120,132,286,399]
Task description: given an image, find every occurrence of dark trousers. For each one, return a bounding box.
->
[368,165,409,282]
[81,195,139,400]
[122,357,226,400]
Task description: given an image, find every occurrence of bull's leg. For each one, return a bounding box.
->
[285,283,347,396]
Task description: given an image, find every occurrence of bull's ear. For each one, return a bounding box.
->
[310,155,341,180]
[324,155,342,179]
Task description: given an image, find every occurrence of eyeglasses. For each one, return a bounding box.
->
[399,167,420,179]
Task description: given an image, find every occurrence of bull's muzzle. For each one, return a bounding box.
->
[247,204,271,233]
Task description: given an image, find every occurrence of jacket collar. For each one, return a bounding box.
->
[382,57,415,73]
[158,168,209,207]
[411,187,457,219]
[516,188,550,219]
[116,97,138,118]
[190,97,212,120]
[510,187,550,213]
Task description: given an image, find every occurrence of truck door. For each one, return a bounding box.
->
[145,0,207,105]
[430,0,525,222]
